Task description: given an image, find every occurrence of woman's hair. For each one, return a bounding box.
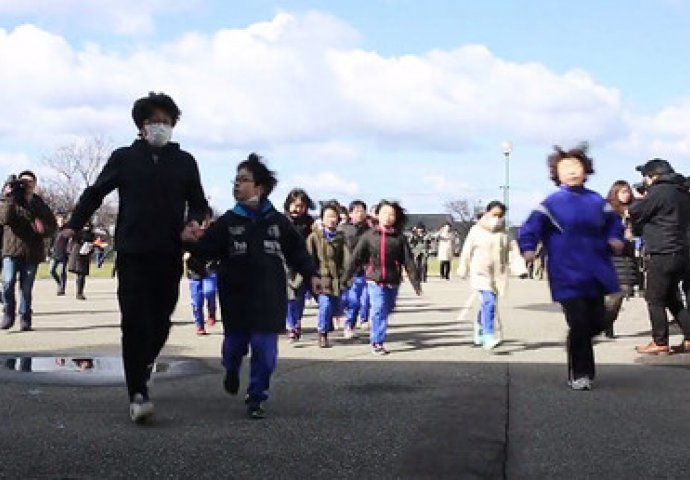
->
[283,188,315,212]
[237,153,278,197]
[607,180,632,215]
[374,199,407,231]
[131,92,181,129]
[547,142,594,186]
[485,200,507,214]
[320,201,341,219]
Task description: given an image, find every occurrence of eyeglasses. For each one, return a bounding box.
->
[234,176,254,184]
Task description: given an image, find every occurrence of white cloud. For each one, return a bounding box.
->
[289,172,360,198]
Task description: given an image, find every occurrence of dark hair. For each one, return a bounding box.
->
[607,180,632,215]
[374,199,407,231]
[237,153,278,197]
[18,170,36,181]
[320,201,341,219]
[349,200,367,212]
[283,188,315,212]
[485,200,507,214]
[339,205,348,216]
[131,92,181,129]
[547,142,594,186]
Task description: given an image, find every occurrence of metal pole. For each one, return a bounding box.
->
[504,151,510,227]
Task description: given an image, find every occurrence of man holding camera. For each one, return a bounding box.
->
[629,159,690,355]
[0,170,57,331]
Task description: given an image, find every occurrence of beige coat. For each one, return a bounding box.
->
[457,215,523,295]
[435,227,455,262]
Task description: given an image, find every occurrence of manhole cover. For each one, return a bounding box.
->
[0,354,214,386]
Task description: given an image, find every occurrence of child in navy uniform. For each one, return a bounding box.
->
[518,144,623,390]
[192,154,318,418]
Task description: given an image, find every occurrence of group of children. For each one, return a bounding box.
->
[181,141,627,423]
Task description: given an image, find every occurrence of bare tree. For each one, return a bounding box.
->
[40,135,118,230]
[443,198,482,248]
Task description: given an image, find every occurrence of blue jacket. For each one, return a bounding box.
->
[518,186,623,302]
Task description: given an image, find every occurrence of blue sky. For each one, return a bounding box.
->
[1,0,690,223]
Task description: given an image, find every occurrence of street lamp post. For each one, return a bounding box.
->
[500,141,512,227]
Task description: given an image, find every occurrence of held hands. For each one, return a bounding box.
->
[181,220,204,243]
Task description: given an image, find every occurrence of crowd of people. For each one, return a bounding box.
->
[3,92,690,424]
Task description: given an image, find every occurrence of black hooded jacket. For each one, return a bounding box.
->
[67,139,208,254]
[629,173,690,254]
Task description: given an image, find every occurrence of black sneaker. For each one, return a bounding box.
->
[224,371,239,395]
[246,401,265,419]
[1,316,14,330]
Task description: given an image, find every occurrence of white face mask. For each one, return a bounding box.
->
[488,217,505,230]
[144,123,173,147]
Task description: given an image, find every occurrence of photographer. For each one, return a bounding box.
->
[0,170,57,331]
[629,159,690,355]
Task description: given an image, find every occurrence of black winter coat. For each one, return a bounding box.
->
[629,174,690,254]
[344,226,420,290]
[67,139,209,254]
[191,201,316,334]
[67,229,96,275]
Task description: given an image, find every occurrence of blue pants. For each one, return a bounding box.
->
[368,282,399,345]
[286,285,307,330]
[222,332,278,402]
[345,274,370,328]
[189,273,217,327]
[2,257,38,323]
[317,294,338,333]
[477,290,497,335]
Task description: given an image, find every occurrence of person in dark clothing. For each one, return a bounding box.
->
[283,188,315,342]
[603,181,638,338]
[49,213,69,295]
[343,200,422,355]
[338,200,371,338]
[184,211,218,336]
[629,158,690,355]
[66,222,96,300]
[60,92,209,424]
[409,222,432,283]
[190,153,318,419]
[1,170,57,331]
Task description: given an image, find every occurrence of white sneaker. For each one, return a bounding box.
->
[129,394,154,424]
[568,377,592,391]
[482,334,501,350]
[343,327,356,339]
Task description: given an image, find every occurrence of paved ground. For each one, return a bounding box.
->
[1,274,690,479]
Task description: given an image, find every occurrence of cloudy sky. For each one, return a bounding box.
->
[1,0,690,223]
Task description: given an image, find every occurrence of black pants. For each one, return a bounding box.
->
[415,253,428,282]
[644,253,690,346]
[561,296,606,381]
[439,260,451,279]
[117,252,183,400]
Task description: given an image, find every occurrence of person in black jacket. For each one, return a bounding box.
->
[60,92,209,424]
[48,213,69,296]
[343,200,421,355]
[191,153,318,419]
[629,159,690,355]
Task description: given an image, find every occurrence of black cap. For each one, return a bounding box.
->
[635,158,674,176]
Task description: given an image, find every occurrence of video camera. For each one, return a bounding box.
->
[632,182,647,196]
[4,174,28,201]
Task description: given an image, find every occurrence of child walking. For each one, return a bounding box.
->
[457,201,513,350]
[283,188,316,343]
[191,153,318,418]
[518,144,623,391]
[306,201,349,348]
[185,212,218,336]
[344,200,421,355]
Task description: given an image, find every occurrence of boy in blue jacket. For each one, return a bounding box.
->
[518,144,623,391]
[189,154,319,418]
